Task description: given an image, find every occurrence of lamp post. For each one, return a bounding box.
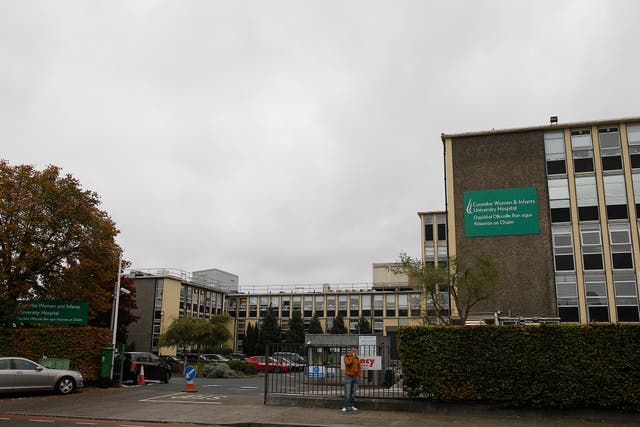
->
[109,252,129,383]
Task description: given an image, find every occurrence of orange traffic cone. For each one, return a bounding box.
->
[185,381,195,392]
[138,364,146,385]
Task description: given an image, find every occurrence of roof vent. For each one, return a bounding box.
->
[550,116,558,125]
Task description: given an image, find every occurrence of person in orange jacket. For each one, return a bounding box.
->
[342,346,361,412]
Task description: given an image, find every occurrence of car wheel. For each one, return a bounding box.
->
[162,371,171,383]
[56,377,76,395]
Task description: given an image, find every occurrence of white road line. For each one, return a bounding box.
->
[201,384,222,387]
[240,386,259,389]
[28,421,54,423]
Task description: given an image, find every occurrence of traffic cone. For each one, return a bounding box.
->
[138,364,146,385]
[185,381,195,392]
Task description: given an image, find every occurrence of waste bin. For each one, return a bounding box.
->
[99,347,114,388]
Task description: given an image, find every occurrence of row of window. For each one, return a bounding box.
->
[545,124,640,176]
[227,293,422,319]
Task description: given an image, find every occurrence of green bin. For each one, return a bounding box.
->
[99,347,114,387]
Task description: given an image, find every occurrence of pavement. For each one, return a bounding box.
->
[1,380,640,427]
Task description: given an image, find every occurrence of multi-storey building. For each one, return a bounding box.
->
[443,116,640,323]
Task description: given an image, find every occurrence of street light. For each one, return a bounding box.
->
[109,252,129,383]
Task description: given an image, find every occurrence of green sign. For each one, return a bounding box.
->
[16,301,89,325]
[464,187,539,237]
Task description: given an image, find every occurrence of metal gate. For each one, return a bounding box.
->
[264,343,406,402]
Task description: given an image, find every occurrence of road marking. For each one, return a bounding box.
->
[239,386,259,389]
[140,392,228,405]
[28,421,53,423]
[201,384,222,387]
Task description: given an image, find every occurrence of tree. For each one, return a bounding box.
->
[243,323,259,356]
[286,311,305,343]
[260,307,281,347]
[158,315,231,356]
[308,313,323,334]
[0,161,120,324]
[395,248,501,324]
[357,315,372,334]
[329,314,347,334]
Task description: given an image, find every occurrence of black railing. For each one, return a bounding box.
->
[264,343,406,402]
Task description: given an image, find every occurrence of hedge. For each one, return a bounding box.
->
[0,326,112,382]
[398,324,640,410]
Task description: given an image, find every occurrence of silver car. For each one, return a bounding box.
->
[0,357,83,395]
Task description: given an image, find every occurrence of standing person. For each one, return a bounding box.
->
[342,346,361,412]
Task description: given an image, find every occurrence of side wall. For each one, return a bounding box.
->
[449,130,557,317]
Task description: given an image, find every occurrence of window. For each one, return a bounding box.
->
[437,214,447,241]
[0,359,10,370]
[571,129,594,172]
[373,294,383,317]
[249,296,258,318]
[410,293,421,317]
[338,295,347,316]
[584,273,609,322]
[552,226,575,271]
[556,274,579,322]
[315,295,324,316]
[350,295,359,317]
[304,296,313,318]
[614,271,639,322]
[281,296,290,317]
[259,296,268,317]
[599,126,622,171]
[424,245,435,263]
[437,245,448,262]
[14,359,38,370]
[326,295,335,317]
[609,223,633,269]
[603,175,628,219]
[361,294,371,316]
[632,174,640,216]
[374,320,383,333]
[270,296,279,310]
[627,123,640,168]
[545,131,567,175]
[424,215,434,241]
[292,296,302,313]
[548,178,570,223]
[228,298,237,317]
[385,294,396,317]
[398,294,408,317]
[239,297,247,318]
[575,176,599,221]
[580,225,604,270]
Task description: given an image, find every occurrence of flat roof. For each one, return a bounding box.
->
[441,116,640,141]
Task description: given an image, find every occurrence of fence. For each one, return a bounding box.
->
[264,343,406,403]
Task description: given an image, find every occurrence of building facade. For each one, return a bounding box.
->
[443,117,640,323]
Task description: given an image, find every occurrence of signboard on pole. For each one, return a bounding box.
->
[16,301,88,325]
[358,335,377,356]
[464,187,539,237]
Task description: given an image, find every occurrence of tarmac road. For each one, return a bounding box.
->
[1,375,640,427]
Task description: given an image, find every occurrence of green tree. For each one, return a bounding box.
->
[260,307,282,346]
[395,247,501,324]
[308,313,323,334]
[0,161,121,324]
[357,314,372,334]
[329,314,347,334]
[157,316,199,355]
[243,323,259,356]
[286,311,305,343]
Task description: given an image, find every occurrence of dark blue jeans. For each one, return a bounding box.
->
[343,376,358,408]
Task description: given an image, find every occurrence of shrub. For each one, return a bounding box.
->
[244,362,258,375]
[398,324,640,410]
[212,363,232,378]
[227,360,246,372]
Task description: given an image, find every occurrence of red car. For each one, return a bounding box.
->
[246,356,291,373]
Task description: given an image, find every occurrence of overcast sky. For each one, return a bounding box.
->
[2,1,639,288]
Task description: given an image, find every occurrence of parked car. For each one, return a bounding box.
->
[160,355,184,372]
[246,356,291,373]
[0,357,83,395]
[272,352,306,367]
[201,354,229,363]
[123,352,172,384]
[229,353,247,361]
[272,355,305,371]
